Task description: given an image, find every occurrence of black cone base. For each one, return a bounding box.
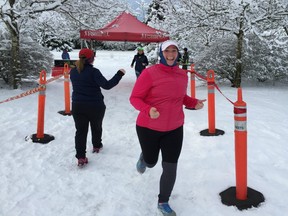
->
[31,134,55,144]
[58,110,72,116]
[200,129,225,136]
[219,186,265,210]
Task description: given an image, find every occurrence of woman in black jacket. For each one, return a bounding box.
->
[70,48,125,166]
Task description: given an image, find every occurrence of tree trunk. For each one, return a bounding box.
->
[2,0,21,89]
[284,26,288,36]
[233,29,244,88]
[233,14,245,88]
[10,33,21,89]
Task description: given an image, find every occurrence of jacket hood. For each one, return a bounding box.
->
[159,46,179,67]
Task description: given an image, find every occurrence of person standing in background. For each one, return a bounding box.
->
[181,48,189,70]
[61,48,70,60]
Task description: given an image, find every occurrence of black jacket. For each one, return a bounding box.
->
[70,64,123,105]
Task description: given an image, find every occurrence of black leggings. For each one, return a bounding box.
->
[136,125,183,202]
[136,125,183,165]
[72,102,106,159]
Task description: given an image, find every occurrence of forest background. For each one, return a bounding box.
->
[0,0,287,89]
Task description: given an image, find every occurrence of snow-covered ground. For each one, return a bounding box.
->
[0,50,287,216]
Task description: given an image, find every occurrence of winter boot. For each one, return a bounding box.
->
[92,144,103,153]
[78,157,88,166]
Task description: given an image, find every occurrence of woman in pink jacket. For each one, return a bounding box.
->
[130,40,206,216]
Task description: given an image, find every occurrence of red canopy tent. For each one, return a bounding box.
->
[80,11,169,43]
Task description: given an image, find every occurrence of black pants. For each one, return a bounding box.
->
[72,102,106,159]
[136,125,183,202]
[182,65,188,70]
[135,70,141,78]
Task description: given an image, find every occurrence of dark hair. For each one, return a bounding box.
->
[184,48,188,51]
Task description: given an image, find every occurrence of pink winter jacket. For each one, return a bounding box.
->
[129,63,198,132]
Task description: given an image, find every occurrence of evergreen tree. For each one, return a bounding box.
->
[146,0,167,23]
[0,0,125,89]
[0,30,53,85]
[194,33,288,84]
[155,0,288,86]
